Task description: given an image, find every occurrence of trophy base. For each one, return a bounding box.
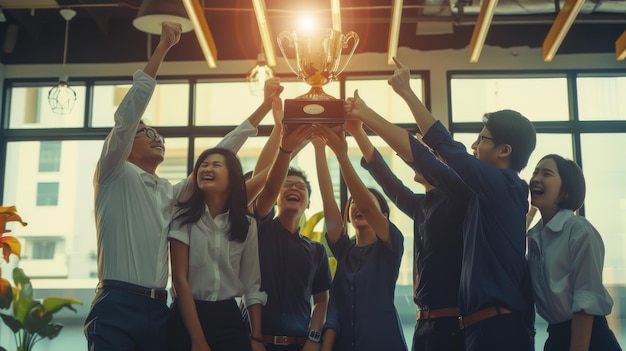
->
[283,99,345,134]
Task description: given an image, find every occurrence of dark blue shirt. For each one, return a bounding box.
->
[361,134,468,310]
[324,222,408,351]
[256,212,332,337]
[422,121,534,323]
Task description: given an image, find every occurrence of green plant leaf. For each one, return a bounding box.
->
[23,303,52,334]
[12,267,34,323]
[37,322,63,340]
[301,211,324,238]
[42,297,83,314]
[0,346,8,351]
[0,277,13,309]
[0,312,23,333]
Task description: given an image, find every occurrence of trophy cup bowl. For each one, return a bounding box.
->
[277,28,359,131]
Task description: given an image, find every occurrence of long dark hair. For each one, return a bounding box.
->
[173,147,249,243]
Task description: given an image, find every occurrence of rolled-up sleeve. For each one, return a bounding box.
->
[241,219,268,306]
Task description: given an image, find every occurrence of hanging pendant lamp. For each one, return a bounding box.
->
[133,0,193,34]
[246,53,275,96]
[48,8,77,115]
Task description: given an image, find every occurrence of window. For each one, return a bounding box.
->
[36,182,59,206]
[38,141,62,172]
[32,240,56,259]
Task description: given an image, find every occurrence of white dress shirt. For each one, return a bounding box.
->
[94,70,257,289]
[527,209,614,324]
[168,209,267,307]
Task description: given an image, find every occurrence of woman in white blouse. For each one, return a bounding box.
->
[166,147,267,351]
[527,154,621,351]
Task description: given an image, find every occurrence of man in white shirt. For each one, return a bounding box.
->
[84,21,282,351]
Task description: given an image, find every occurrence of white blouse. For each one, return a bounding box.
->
[169,207,267,307]
[527,209,614,324]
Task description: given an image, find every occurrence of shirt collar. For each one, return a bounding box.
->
[544,208,575,233]
[128,162,162,184]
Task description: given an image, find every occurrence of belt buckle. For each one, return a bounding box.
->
[149,289,157,299]
[458,316,465,330]
[274,336,289,346]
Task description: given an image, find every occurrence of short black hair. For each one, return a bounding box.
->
[287,167,312,197]
[540,154,586,211]
[483,110,536,172]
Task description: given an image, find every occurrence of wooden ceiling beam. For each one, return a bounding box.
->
[542,0,585,62]
[616,30,626,61]
[469,0,499,63]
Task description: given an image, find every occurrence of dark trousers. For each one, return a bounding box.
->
[264,345,304,351]
[167,299,252,351]
[84,287,169,351]
[544,315,622,351]
[464,313,532,351]
[413,316,464,351]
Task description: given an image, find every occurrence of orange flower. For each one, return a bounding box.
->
[1,206,27,262]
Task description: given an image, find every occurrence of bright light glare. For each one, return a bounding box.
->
[299,16,316,33]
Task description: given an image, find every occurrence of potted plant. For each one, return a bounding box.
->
[0,206,83,351]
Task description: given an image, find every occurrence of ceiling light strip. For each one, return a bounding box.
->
[388,0,403,64]
[331,0,342,32]
[615,30,626,61]
[542,0,585,62]
[252,0,276,67]
[469,0,499,63]
[182,0,218,68]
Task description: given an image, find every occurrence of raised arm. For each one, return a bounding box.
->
[312,137,343,244]
[387,56,437,136]
[143,22,181,78]
[254,125,313,218]
[346,119,423,218]
[317,125,390,242]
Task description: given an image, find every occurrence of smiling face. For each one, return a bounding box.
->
[347,191,383,230]
[128,124,165,172]
[530,157,563,221]
[277,175,310,216]
[471,127,499,163]
[196,153,229,196]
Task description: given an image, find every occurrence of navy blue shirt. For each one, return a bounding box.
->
[422,121,534,323]
[325,222,407,351]
[256,212,332,337]
[361,134,468,310]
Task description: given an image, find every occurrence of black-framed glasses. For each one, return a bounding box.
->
[476,135,494,144]
[282,180,307,190]
[136,127,164,144]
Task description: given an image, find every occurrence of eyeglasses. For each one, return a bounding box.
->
[476,135,494,144]
[282,180,307,190]
[136,127,165,144]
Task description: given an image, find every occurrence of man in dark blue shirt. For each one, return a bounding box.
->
[252,126,332,351]
[349,57,536,351]
[346,113,469,351]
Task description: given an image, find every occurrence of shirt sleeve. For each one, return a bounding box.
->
[421,121,511,202]
[240,218,268,307]
[167,218,191,245]
[323,293,340,333]
[216,119,258,153]
[568,217,614,315]
[95,70,156,183]
[328,231,353,259]
[311,243,332,295]
[378,221,404,268]
[360,148,422,219]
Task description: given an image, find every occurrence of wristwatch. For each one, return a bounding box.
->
[307,329,322,343]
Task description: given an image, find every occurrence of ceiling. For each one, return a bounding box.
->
[0,0,624,66]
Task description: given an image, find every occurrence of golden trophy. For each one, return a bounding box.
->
[277,28,359,131]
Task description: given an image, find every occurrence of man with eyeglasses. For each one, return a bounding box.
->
[249,126,332,351]
[85,22,285,351]
[355,56,535,351]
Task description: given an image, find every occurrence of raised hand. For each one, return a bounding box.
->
[280,125,314,154]
[315,124,347,156]
[387,56,412,98]
[345,90,371,121]
[345,118,364,137]
[159,22,182,50]
[264,77,284,106]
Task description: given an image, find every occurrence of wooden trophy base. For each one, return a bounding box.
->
[283,98,345,134]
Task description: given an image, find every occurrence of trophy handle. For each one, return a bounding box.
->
[277,31,302,79]
[332,31,360,78]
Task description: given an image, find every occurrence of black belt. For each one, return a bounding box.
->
[97,280,167,300]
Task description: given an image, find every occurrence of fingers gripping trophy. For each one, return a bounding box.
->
[277,27,359,133]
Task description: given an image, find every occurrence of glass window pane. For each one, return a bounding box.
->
[345,78,424,124]
[39,141,62,172]
[580,134,626,286]
[32,240,56,259]
[8,85,87,128]
[450,77,569,122]
[36,182,59,206]
[577,76,626,121]
[3,140,101,284]
[92,83,189,127]
[194,81,339,127]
